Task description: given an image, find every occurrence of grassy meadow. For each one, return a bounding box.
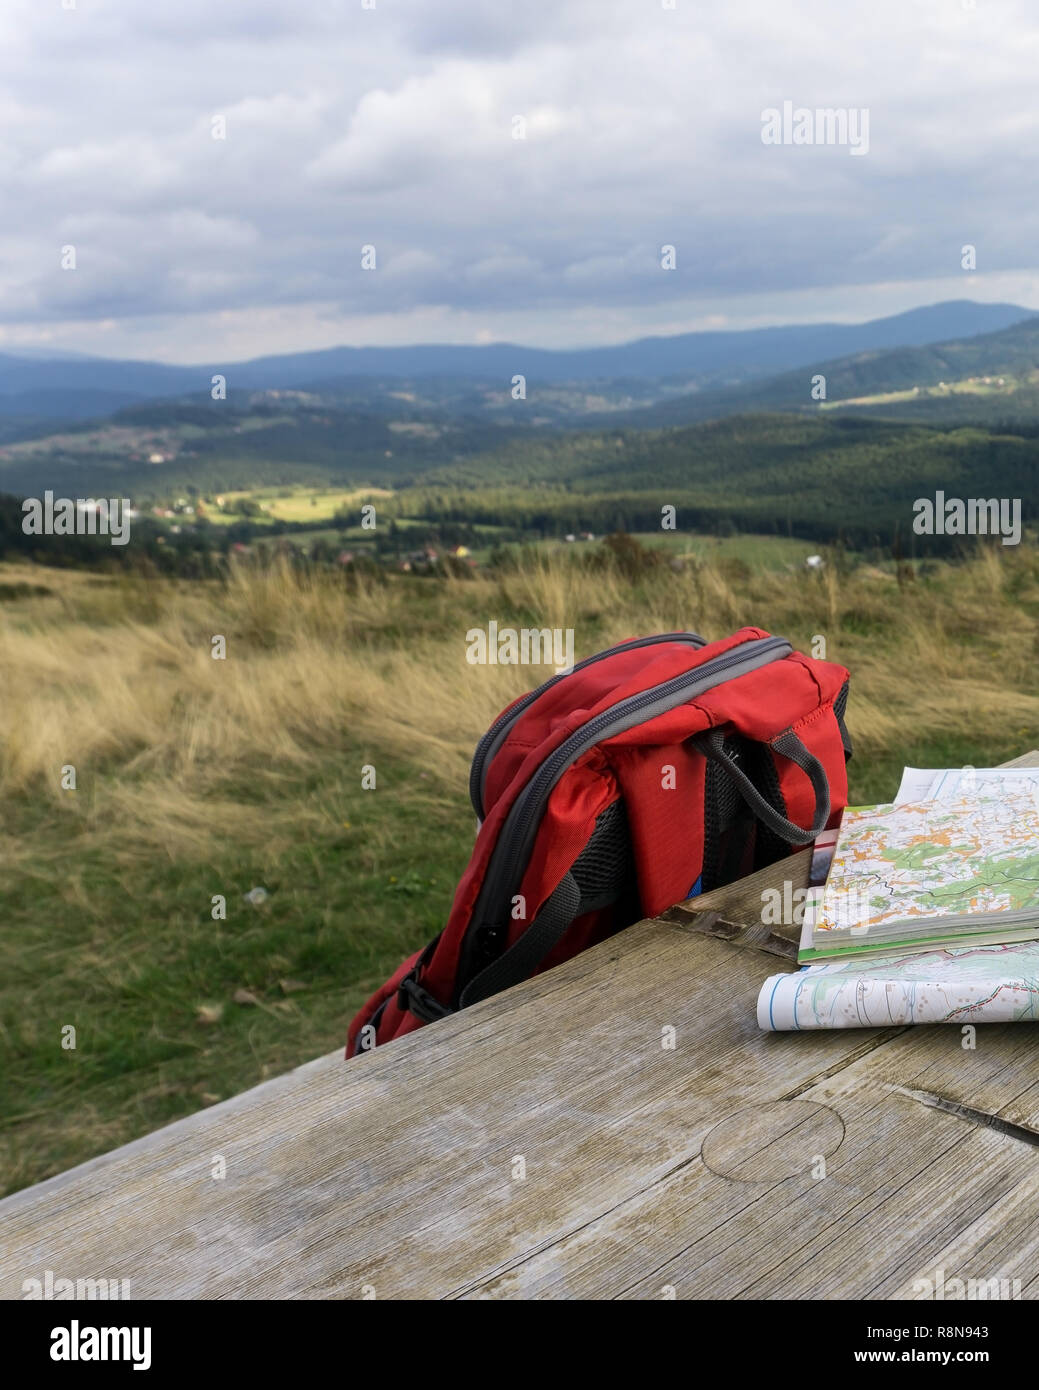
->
[2,539,1038,1194]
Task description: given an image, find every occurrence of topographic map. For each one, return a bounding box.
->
[815,790,1039,936]
[758,940,1039,1030]
[762,769,1039,1028]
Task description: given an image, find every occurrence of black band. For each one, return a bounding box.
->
[458,871,583,1008]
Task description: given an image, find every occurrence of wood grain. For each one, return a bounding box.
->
[2,753,1037,1300]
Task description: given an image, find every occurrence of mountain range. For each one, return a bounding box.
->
[3,299,1039,501]
[0,299,1031,424]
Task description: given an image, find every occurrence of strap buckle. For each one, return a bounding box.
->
[396,970,453,1023]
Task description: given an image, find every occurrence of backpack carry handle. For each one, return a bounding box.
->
[696,727,830,846]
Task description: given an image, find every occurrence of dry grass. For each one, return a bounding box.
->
[3,545,1038,843]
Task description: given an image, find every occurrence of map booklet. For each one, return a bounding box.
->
[797,784,1039,964]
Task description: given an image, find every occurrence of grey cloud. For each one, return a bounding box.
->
[0,0,1037,355]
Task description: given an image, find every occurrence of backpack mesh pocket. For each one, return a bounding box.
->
[569,798,635,914]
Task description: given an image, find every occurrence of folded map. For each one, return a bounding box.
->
[759,939,1039,1030]
[798,785,1039,963]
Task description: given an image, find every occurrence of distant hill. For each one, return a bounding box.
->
[0,394,519,497]
[0,300,1031,423]
[603,313,1039,428]
[200,300,1035,385]
[402,411,1039,549]
[3,395,1035,553]
[0,354,196,421]
[5,302,1039,522]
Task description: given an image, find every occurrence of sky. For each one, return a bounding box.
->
[1,0,1039,363]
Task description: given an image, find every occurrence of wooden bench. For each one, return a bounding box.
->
[3,753,1038,1300]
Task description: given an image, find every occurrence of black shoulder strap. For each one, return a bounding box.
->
[458,871,582,1008]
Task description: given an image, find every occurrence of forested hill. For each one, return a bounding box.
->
[0,396,520,498]
[396,413,1039,547]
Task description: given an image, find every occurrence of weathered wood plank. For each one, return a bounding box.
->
[2,752,1036,1299]
[1001,752,1039,768]
[0,921,899,1299]
[463,1024,1039,1300]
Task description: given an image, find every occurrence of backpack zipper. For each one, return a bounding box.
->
[469,631,706,819]
[456,633,792,998]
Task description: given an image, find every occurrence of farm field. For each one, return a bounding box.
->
[204,484,394,524]
[822,372,1025,412]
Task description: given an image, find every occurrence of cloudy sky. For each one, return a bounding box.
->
[2,0,1038,362]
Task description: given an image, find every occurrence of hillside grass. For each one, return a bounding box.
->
[529,532,823,567]
[1,540,1038,1195]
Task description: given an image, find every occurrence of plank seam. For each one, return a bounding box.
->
[886,1085,1039,1149]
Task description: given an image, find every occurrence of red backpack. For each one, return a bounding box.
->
[348,627,851,1054]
